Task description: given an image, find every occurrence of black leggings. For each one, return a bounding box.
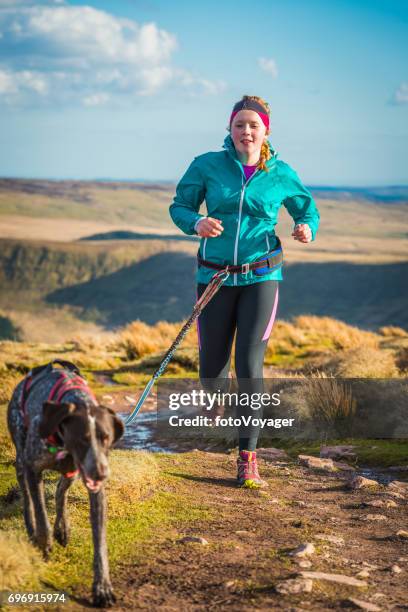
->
[197,280,279,451]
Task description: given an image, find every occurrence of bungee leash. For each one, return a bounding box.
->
[124,268,230,426]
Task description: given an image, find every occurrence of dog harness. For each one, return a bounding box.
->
[20,360,97,479]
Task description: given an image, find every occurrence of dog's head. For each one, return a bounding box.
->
[39,401,125,493]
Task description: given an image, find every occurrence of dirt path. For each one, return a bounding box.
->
[110,451,407,611]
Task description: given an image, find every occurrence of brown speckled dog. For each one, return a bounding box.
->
[7,360,124,608]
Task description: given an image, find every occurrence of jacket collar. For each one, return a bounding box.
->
[222,134,278,166]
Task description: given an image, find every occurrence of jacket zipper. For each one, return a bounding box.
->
[232,169,259,286]
[266,233,270,251]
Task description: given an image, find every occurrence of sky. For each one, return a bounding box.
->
[0,0,407,185]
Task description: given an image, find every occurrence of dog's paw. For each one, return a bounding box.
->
[92,581,116,608]
[33,533,52,559]
[54,522,70,547]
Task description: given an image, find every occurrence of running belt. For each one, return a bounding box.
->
[197,238,283,275]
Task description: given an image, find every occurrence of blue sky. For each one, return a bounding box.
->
[0,0,407,185]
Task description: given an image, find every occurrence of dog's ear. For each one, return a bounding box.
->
[105,407,125,444]
[39,401,77,438]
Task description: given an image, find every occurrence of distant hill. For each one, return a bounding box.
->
[0,238,406,330]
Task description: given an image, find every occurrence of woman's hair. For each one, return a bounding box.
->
[230,94,272,173]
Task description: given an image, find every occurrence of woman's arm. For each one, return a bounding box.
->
[169,159,206,235]
[280,163,320,241]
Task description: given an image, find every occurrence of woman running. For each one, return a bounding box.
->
[169,95,320,487]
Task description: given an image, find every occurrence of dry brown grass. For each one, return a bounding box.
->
[378,326,408,338]
[302,378,357,437]
[119,319,197,360]
[0,531,43,591]
[293,315,379,350]
[328,347,399,378]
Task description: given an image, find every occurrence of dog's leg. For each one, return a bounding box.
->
[89,487,115,608]
[54,476,74,547]
[25,467,52,558]
[16,457,36,539]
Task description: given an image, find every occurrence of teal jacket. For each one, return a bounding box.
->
[169,135,320,286]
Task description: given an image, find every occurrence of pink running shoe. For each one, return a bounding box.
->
[236,450,267,488]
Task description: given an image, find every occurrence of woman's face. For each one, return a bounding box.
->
[230,109,267,160]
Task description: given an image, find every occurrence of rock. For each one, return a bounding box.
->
[315,533,345,545]
[398,556,408,562]
[298,455,336,472]
[297,559,312,569]
[364,514,387,521]
[387,480,408,492]
[391,564,402,574]
[270,498,281,504]
[300,571,367,587]
[387,490,405,499]
[102,394,115,404]
[275,578,313,595]
[125,395,136,404]
[235,530,255,537]
[225,580,236,588]
[178,536,208,545]
[347,475,379,490]
[320,445,356,460]
[257,447,289,461]
[289,543,315,558]
[292,500,306,507]
[362,563,378,570]
[363,499,397,508]
[396,530,408,539]
[356,569,370,579]
[346,598,381,611]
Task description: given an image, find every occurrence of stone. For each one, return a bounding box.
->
[387,490,405,500]
[125,395,136,404]
[364,514,387,521]
[102,394,114,404]
[275,578,313,595]
[391,564,402,574]
[320,445,356,460]
[292,500,306,507]
[235,530,255,537]
[225,580,236,588]
[178,536,208,545]
[363,499,397,508]
[396,530,408,539]
[298,455,336,472]
[347,475,378,490]
[297,560,312,569]
[387,480,408,491]
[300,571,367,587]
[356,569,370,579]
[346,598,381,611]
[257,447,289,461]
[315,533,345,545]
[289,543,315,558]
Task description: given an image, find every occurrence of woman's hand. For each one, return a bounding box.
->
[196,217,224,238]
[292,223,312,243]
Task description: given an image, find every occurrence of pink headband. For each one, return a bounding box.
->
[229,99,270,130]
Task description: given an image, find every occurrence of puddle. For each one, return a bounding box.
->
[357,467,407,485]
[116,412,173,453]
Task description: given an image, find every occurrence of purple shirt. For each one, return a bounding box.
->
[243,164,257,181]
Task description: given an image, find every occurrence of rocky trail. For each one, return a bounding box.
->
[104,449,407,611]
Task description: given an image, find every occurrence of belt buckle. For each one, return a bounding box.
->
[241,263,250,275]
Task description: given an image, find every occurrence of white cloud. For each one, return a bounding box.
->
[258,57,278,78]
[392,82,408,105]
[0,3,225,106]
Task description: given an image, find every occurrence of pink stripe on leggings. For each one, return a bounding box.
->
[262,285,279,341]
